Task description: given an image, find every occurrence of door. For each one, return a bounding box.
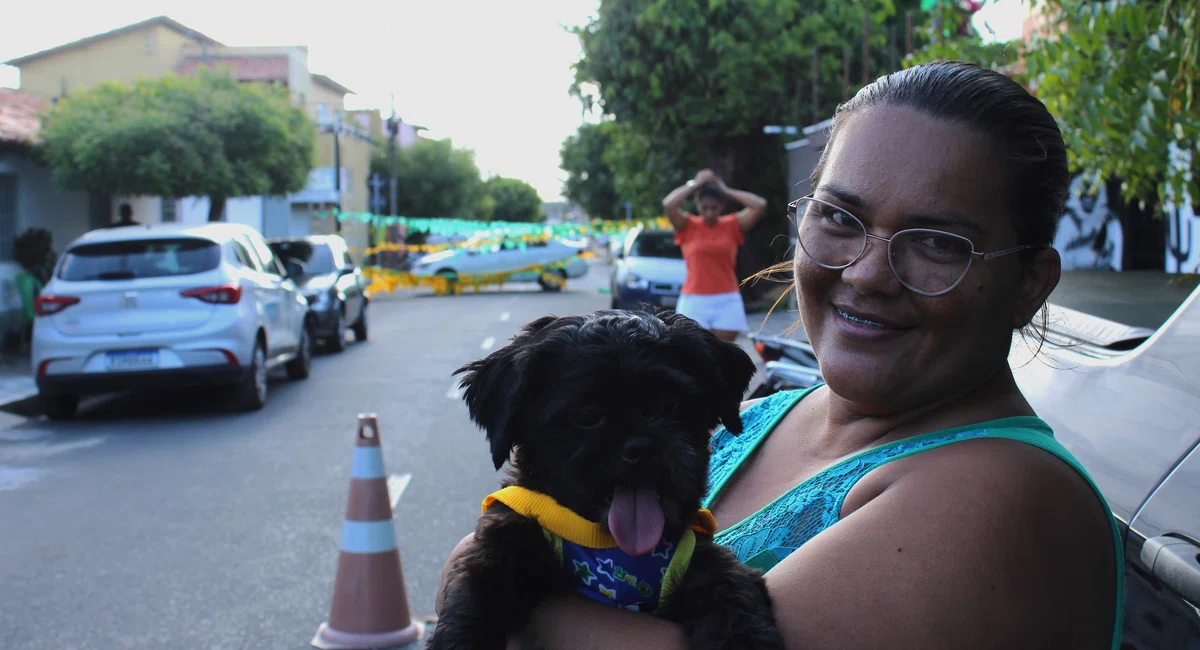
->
[1123,443,1200,649]
[331,239,364,323]
[238,235,293,355]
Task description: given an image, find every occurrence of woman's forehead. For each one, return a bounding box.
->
[820,107,1009,222]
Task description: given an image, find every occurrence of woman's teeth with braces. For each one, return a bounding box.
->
[837,308,889,329]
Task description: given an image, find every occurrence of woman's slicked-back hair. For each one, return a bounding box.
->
[697,182,726,203]
[811,61,1069,249]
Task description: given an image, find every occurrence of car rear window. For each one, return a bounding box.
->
[630,233,682,259]
[58,238,222,281]
[269,240,335,275]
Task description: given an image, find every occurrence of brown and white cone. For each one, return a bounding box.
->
[312,414,423,650]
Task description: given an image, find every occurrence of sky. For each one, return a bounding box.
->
[0,0,1028,203]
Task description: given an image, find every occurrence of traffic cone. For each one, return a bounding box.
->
[312,413,424,649]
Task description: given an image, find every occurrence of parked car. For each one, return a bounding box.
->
[409,235,589,291]
[609,227,685,310]
[32,223,315,419]
[268,235,368,352]
[1009,275,1200,648]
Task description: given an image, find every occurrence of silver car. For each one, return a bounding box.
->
[32,223,314,419]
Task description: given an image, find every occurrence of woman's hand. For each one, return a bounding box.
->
[694,169,717,185]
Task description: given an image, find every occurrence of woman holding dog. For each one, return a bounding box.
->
[438,61,1122,649]
[661,170,767,343]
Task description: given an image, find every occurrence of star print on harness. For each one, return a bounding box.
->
[482,486,719,614]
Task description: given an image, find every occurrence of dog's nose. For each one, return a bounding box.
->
[622,437,651,464]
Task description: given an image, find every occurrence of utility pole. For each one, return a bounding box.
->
[387,93,399,218]
[332,109,343,232]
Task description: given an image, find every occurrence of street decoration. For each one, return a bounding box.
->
[313,209,667,297]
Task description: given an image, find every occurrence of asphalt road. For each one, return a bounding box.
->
[0,261,784,650]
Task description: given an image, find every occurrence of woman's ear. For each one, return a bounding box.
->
[1014,246,1061,329]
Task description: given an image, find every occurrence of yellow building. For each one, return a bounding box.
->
[4,15,377,251]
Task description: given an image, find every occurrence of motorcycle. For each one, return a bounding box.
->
[746,332,823,398]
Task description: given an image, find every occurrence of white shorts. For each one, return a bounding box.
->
[675,291,748,332]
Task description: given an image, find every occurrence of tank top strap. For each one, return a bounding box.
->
[703,386,818,510]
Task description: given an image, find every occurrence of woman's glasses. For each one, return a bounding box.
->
[788,196,1034,297]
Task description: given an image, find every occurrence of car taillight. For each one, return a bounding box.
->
[181,284,242,304]
[34,295,80,316]
[754,341,782,363]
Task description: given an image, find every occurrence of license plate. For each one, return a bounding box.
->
[660,296,678,308]
[106,349,160,371]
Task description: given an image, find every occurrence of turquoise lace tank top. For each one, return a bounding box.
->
[702,386,1124,650]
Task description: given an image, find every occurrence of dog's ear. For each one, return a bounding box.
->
[659,310,757,434]
[453,316,557,470]
[707,337,758,433]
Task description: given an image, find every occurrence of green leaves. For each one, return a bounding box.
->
[1024,0,1199,211]
[38,68,316,205]
[373,137,485,220]
[559,121,624,221]
[484,177,543,223]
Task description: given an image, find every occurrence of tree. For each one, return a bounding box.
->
[485,176,543,223]
[560,121,623,220]
[569,0,926,273]
[1023,0,1199,209]
[38,68,316,222]
[371,137,484,219]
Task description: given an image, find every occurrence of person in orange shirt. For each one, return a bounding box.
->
[662,169,767,342]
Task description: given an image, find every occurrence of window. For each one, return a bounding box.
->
[630,232,683,260]
[246,235,286,277]
[231,240,259,270]
[58,238,221,281]
[268,240,335,275]
[0,175,16,263]
[161,198,177,223]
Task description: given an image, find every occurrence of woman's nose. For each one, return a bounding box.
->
[840,236,903,297]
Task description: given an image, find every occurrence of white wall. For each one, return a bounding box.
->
[176,196,264,231]
[110,196,162,225]
[0,152,91,253]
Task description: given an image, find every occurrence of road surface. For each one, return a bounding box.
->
[0,261,786,650]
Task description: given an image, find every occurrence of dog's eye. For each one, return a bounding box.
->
[571,409,606,429]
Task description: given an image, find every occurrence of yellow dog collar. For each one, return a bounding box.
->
[481,485,718,549]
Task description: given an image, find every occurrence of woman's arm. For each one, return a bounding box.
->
[662,170,712,230]
[714,177,767,232]
[489,440,1116,649]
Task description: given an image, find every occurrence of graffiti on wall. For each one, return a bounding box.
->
[1165,142,1199,274]
[1054,175,1124,271]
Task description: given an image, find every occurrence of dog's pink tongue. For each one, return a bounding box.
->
[608,487,665,556]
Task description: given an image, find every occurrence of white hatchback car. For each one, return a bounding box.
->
[32,223,314,419]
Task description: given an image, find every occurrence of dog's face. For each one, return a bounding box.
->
[454,309,757,555]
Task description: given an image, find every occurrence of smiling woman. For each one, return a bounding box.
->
[436,61,1124,650]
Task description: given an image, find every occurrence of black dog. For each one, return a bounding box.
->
[429,309,784,650]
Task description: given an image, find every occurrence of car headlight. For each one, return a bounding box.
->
[625,273,650,290]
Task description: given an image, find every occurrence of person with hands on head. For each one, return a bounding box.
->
[660,169,767,342]
[436,61,1125,650]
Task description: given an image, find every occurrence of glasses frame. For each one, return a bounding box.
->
[787,195,1036,297]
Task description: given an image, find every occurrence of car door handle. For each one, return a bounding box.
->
[1141,535,1200,605]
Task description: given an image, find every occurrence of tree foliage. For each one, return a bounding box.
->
[1024,0,1199,208]
[485,176,543,223]
[567,0,929,280]
[559,121,623,220]
[38,68,316,221]
[373,137,485,219]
